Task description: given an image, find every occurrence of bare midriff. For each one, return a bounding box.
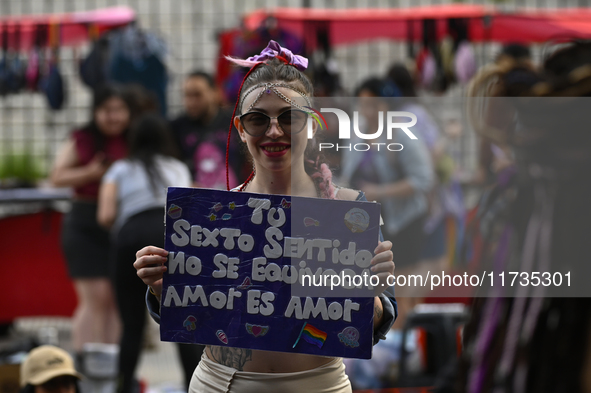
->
[205,345,334,373]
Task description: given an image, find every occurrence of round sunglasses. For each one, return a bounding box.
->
[239,109,309,137]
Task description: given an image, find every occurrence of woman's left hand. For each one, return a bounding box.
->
[371,240,395,296]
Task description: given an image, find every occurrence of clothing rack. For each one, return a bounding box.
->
[0,6,135,51]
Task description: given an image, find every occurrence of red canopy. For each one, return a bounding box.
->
[471,8,591,43]
[0,6,135,50]
[243,5,591,46]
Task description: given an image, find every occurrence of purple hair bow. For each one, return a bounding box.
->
[246,40,308,71]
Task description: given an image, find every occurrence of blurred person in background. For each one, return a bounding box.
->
[387,63,464,275]
[387,64,442,156]
[170,71,246,189]
[454,41,591,393]
[50,85,131,364]
[340,76,434,389]
[123,83,161,119]
[474,43,533,188]
[20,345,83,393]
[340,77,433,328]
[310,61,346,174]
[98,113,201,392]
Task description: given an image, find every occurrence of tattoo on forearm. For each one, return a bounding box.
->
[208,346,253,371]
[375,304,383,320]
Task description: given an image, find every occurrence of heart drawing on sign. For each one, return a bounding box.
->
[246,323,269,338]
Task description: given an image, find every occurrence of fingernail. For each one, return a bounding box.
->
[371,266,376,272]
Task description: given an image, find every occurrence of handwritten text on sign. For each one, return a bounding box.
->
[161,187,381,359]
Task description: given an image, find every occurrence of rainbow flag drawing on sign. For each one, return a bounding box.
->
[293,322,327,349]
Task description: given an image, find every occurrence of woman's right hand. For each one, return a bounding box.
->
[134,246,168,298]
[86,152,109,181]
[51,140,108,188]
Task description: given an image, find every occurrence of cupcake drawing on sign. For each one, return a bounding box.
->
[168,204,182,219]
[344,208,370,233]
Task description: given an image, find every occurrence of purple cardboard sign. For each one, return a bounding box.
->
[161,187,381,359]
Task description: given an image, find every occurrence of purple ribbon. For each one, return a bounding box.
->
[246,40,308,70]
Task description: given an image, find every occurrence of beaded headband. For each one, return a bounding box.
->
[239,82,312,114]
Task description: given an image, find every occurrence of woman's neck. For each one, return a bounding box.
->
[246,164,317,198]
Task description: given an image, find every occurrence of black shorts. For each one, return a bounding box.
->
[61,201,111,279]
[111,207,165,283]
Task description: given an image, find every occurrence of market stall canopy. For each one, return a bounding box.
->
[478,8,591,43]
[243,5,591,46]
[0,6,135,50]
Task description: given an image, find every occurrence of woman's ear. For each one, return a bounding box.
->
[234,116,247,143]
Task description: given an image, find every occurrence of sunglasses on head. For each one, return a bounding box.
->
[239,109,309,137]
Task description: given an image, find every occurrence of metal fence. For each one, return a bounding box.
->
[0,0,589,181]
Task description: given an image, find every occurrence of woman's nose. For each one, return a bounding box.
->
[266,118,284,139]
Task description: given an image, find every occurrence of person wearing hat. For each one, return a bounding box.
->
[20,346,83,393]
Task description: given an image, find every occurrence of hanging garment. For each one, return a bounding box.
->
[454,41,477,84]
[421,50,437,89]
[0,59,10,96]
[107,25,168,115]
[39,50,66,110]
[108,52,167,115]
[25,49,40,91]
[79,36,109,91]
[440,36,456,82]
[39,63,66,110]
[0,52,26,95]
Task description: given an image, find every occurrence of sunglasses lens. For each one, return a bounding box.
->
[241,113,270,136]
[279,110,308,134]
[241,111,308,136]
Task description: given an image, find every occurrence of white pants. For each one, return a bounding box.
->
[189,352,352,393]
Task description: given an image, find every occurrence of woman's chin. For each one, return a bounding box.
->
[256,159,291,174]
[253,149,306,175]
[102,127,126,137]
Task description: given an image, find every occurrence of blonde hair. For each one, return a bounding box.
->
[466,57,537,145]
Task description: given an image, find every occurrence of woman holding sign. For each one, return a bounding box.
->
[134,41,396,393]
